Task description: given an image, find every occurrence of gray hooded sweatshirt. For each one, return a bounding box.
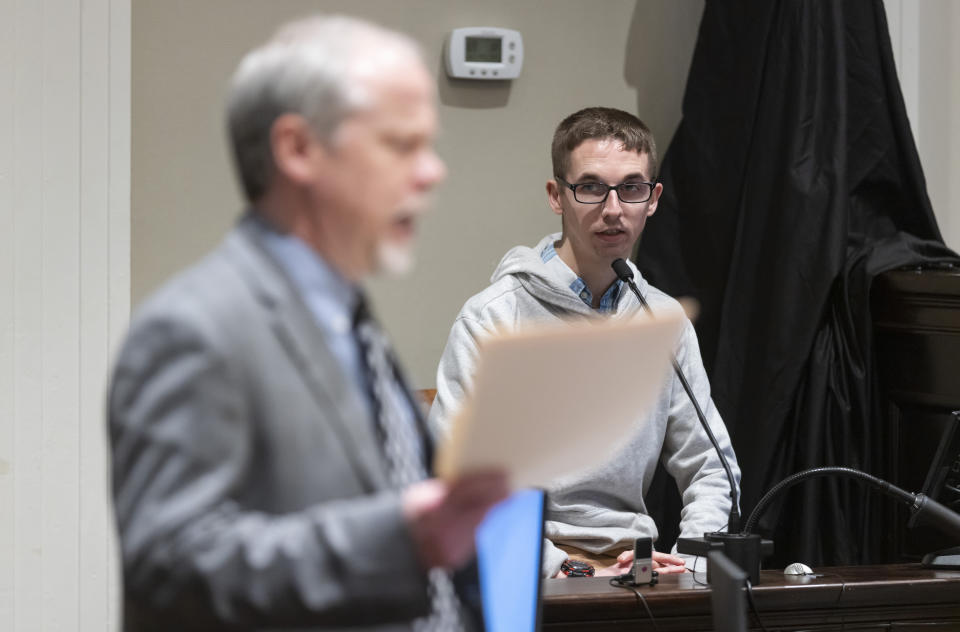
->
[428,233,741,577]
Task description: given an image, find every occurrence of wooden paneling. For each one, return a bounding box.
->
[873,267,960,560]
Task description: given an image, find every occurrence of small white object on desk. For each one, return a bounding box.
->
[783,562,814,575]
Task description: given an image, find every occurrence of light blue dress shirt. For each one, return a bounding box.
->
[254,217,422,466]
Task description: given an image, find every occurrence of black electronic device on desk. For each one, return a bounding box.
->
[611,259,764,581]
[708,551,748,632]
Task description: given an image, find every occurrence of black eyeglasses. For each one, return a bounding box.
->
[556,176,656,204]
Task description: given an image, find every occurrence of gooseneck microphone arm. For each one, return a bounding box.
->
[741,466,960,540]
[611,258,741,533]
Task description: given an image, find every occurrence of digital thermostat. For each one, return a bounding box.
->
[445,27,524,80]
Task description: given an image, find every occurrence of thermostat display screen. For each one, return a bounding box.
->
[446,27,522,80]
[465,36,502,63]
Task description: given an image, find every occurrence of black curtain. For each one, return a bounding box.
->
[636,0,959,566]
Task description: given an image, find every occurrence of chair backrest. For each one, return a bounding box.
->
[417,388,437,409]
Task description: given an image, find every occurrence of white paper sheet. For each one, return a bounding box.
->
[434,310,686,488]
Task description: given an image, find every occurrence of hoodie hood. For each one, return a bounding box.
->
[490,233,651,318]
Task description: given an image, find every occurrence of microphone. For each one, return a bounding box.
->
[912,493,960,539]
[611,258,741,533]
[740,466,960,575]
[742,466,960,541]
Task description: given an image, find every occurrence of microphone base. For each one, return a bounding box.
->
[677,532,774,585]
[921,545,960,570]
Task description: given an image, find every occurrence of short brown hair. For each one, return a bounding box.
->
[551,107,658,181]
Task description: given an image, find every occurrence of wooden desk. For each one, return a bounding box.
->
[543,564,960,630]
[873,268,960,560]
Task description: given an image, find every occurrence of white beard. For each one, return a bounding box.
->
[375,239,415,277]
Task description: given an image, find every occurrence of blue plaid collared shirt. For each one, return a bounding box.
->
[541,241,623,313]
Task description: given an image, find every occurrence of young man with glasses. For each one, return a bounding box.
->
[429,107,740,578]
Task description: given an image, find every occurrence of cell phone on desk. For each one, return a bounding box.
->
[632,537,654,585]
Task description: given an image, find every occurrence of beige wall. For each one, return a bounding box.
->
[132,0,704,386]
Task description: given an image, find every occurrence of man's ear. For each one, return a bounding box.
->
[546,179,564,217]
[270,113,320,186]
[646,182,664,217]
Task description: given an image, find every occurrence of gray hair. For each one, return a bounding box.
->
[226,15,422,201]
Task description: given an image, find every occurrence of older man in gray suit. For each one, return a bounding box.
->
[108,15,508,631]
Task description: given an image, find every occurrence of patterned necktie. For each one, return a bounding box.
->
[353,296,465,632]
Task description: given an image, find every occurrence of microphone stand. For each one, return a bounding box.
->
[739,467,960,578]
[610,259,769,581]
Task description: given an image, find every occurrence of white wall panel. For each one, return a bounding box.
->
[885,0,960,250]
[0,0,15,623]
[884,0,921,148]
[0,0,130,629]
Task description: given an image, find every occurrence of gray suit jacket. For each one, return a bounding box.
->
[109,217,435,630]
